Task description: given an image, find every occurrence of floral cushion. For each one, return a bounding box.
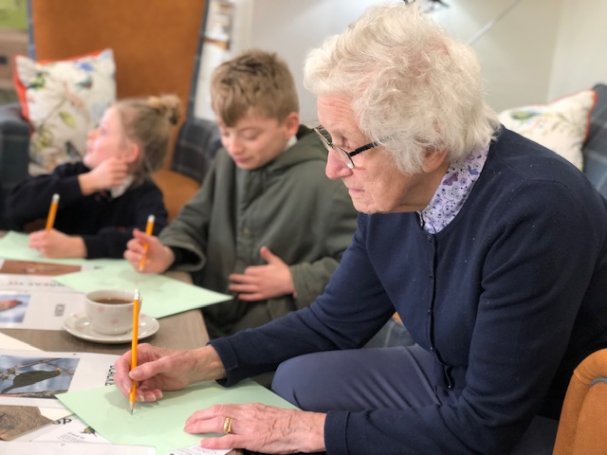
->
[499,90,596,170]
[14,49,116,173]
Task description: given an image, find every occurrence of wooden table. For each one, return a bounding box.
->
[0,262,209,354]
[0,308,208,354]
[0,234,244,454]
[0,229,208,351]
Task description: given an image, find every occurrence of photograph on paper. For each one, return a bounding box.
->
[0,293,30,324]
[0,355,78,399]
[0,350,118,409]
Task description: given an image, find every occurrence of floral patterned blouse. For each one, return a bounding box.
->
[419,146,489,234]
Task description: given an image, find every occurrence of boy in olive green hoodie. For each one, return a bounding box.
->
[125,49,357,337]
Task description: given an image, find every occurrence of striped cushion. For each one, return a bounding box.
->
[171,118,221,184]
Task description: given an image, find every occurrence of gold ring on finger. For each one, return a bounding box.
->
[223,416,233,434]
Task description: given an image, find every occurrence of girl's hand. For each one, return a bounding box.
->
[28,229,86,258]
[79,157,129,195]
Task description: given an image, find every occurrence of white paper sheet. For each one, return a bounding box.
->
[0,289,85,330]
[0,334,72,420]
[20,414,110,444]
[0,332,37,351]
[0,441,156,455]
[168,445,230,455]
[16,413,229,454]
[0,259,88,330]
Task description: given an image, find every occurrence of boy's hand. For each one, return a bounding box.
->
[79,157,129,195]
[228,246,295,301]
[28,229,86,258]
[124,229,175,274]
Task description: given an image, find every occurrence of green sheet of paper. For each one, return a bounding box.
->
[0,231,127,270]
[53,265,231,318]
[57,380,296,455]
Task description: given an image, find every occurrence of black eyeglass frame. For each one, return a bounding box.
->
[313,126,380,169]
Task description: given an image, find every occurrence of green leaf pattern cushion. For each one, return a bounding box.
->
[499,90,595,170]
[14,49,116,173]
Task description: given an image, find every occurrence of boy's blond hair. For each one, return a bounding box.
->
[210,49,299,126]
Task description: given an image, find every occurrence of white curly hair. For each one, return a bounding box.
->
[304,3,500,173]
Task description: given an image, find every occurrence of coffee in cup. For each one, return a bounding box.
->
[85,289,135,335]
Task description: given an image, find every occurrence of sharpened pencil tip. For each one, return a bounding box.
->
[130,402,134,414]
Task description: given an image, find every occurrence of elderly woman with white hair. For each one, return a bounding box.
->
[114,3,607,454]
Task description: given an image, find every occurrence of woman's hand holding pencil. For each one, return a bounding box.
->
[114,343,227,404]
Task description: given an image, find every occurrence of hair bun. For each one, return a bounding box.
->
[147,94,182,125]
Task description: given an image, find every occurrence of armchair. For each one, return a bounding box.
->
[0,0,214,228]
[553,349,607,455]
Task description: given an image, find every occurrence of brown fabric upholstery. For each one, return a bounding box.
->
[29,0,206,219]
[553,348,607,455]
[153,168,199,221]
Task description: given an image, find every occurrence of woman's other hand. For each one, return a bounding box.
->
[187,403,326,454]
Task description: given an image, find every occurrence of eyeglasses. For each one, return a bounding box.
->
[313,125,380,169]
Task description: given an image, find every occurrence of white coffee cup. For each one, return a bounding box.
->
[85,289,135,335]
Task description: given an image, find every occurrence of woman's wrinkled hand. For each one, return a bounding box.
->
[114,344,226,403]
[186,403,326,454]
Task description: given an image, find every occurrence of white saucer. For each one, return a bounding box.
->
[63,313,159,344]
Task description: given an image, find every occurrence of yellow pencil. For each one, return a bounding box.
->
[138,215,155,272]
[45,193,60,231]
[129,289,141,414]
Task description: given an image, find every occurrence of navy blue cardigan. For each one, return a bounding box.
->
[7,162,167,258]
[211,129,607,454]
